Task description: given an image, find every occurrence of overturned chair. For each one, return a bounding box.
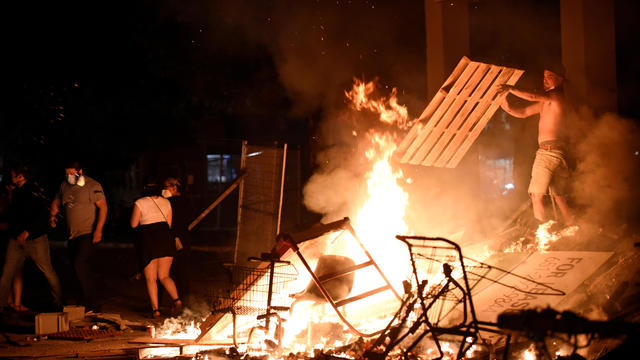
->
[196,217,402,346]
[275,217,402,338]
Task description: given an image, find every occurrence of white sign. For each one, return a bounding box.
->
[472,251,612,322]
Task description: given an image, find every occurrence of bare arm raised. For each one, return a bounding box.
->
[497,84,553,102]
[500,96,541,118]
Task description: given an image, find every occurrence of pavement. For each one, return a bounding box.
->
[0,223,637,359]
[0,238,235,359]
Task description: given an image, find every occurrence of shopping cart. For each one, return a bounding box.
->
[210,254,298,347]
[366,236,565,360]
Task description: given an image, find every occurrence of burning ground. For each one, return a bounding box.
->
[0,73,637,360]
[150,79,640,359]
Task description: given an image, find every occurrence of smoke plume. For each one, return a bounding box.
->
[569,108,640,227]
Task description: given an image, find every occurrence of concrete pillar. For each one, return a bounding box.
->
[424,0,470,99]
[560,0,617,114]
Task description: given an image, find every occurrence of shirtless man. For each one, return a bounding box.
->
[497,69,574,225]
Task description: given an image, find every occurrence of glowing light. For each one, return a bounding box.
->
[504,220,579,253]
[154,311,203,340]
[523,344,536,360]
[344,78,410,129]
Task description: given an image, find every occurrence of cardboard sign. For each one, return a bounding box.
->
[472,251,612,322]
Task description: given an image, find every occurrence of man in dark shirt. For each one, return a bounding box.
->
[0,165,63,311]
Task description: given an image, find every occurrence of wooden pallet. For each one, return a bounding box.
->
[46,328,121,340]
[395,57,523,168]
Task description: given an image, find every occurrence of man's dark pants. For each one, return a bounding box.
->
[68,234,99,310]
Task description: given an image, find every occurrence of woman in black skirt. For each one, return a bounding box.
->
[130,181,182,318]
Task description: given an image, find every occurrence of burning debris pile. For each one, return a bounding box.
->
[503,220,581,253]
[136,74,638,360]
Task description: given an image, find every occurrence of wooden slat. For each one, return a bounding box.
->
[396,57,523,168]
[432,65,503,167]
[446,68,524,167]
[439,67,515,167]
[404,61,480,164]
[408,62,481,164]
[420,63,491,166]
[394,121,422,159]
[398,57,471,163]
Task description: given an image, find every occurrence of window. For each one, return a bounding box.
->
[206,154,236,184]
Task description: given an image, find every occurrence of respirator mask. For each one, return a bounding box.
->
[67,173,85,186]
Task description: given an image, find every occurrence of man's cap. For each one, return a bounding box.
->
[544,63,567,79]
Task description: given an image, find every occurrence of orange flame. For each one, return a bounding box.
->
[504,220,580,253]
[345,78,410,129]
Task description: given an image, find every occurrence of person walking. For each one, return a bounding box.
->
[0,164,63,311]
[131,180,182,318]
[0,181,27,312]
[50,161,107,312]
[162,177,193,305]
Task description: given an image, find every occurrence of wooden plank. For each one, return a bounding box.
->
[433,67,513,167]
[432,65,503,167]
[130,337,196,345]
[394,122,422,158]
[442,67,515,167]
[415,56,471,122]
[398,57,471,163]
[420,63,491,166]
[188,172,245,231]
[396,58,523,168]
[404,61,480,164]
[446,69,524,167]
[408,62,482,164]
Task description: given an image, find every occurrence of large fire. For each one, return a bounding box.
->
[345,78,411,129]
[146,78,580,359]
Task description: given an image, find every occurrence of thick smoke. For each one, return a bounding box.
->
[303,108,391,223]
[204,1,639,238]
[568,108,640,228]
[206,1,426,114]
[208,1,428,223]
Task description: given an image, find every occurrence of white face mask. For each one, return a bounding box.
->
[67,174,85,186]
[161,189,172,198]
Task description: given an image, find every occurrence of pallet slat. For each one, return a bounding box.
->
[432,65,502,167]
[396,58,523,168]
[398,56,471,163]
[446,68,524,168]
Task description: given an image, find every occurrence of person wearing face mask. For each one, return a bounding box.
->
[50,160,107,312]
[0,164,63,312]
[162,177,193,305]
[131,179,182,318]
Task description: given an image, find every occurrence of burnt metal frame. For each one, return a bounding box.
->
[244,256,293,350]
[392,236,481,359]
[284,217,402,337]
[210,257,297,348]
[367,235,568,360]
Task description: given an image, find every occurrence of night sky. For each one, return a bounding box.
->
[1,1,426,175]
[1,0,639,199]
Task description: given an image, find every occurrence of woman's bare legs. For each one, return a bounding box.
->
[12,271,24,310]
[156,257,179,301]
[143,260,159,311]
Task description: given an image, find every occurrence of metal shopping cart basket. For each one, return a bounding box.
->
[210,255,298,347]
